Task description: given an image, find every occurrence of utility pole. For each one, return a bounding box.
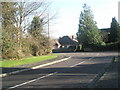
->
[47,13,50,40]
[0,3,2,59]
[47,13,50,51]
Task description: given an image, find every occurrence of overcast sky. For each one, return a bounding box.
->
[49,0,119,39]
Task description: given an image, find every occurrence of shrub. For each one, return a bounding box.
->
[101,42,106,46]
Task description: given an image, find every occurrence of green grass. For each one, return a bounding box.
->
[0,54,58,67]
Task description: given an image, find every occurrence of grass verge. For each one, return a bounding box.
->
[0,54,58,67]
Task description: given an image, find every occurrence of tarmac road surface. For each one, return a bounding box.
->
[2,52,118,89]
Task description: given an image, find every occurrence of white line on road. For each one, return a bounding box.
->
[97,53,100,56]
[7,72,57,90]
[0,73,7,77]
[31,57,71,69]
[88,53,100,60]
[1,57,71,77]
[89,79,93,82]
[70,53,100,68]
[70,61,85,68]
[88,57,94,60]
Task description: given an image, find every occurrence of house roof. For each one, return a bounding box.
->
[51,39,61,46]
[58,36,78,46]
[100,28,111,32]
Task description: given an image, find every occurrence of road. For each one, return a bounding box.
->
[2,52,118,89]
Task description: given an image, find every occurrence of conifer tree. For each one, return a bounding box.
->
[77,4,102,45]
[109,17,120,43]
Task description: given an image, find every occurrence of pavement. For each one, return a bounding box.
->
[93,56,119,88]
[1,52,119,89]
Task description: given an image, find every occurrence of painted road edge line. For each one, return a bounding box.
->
[7,72,58,90]
[70,61,85,68]
[31,56,71,69]
[1,57,71,77]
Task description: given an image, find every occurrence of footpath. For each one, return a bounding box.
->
[94,56,119,88]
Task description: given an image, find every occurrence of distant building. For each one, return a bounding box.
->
[52,39,61,49]
[52,35,79,53]
[58,35,78,48]
[100,28,111,43]
[100,28,111,33]
[52,35,78,49]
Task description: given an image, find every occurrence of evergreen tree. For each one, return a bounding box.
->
[28,16,51,56]
[29,16,43,37]
[117,25,120,43]
[109,17,120,43]
[77,4,102,45]
[2,2,19,59]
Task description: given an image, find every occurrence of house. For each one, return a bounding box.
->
[52,35,79,53]
[52,39,61,49]
[100,28,111,43]
[58,35,78,48]
[100,28,111,32]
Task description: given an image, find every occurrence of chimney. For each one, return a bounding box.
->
[72,35,74,40]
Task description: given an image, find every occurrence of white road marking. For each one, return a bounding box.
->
[97,53,100,56]
[89,79,93,82]
[70,53,100,68]
[7,72,57,90]
[0,73,7,77]
[1,57,71,77]
[10,69,30,74]
[88,57,94,60]
[88,53,100,60]
[31,57,71,69]
[70,61,85,68]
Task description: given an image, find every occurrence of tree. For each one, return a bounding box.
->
[28,16,43,37]
[13,1,48,58]
[1,2,19,59]
[1,1,53,59]
[109,17,120,43]
[14,1,54,58]
[76,4,102,45]
[28,16,51,56]
[117,25,120,43]
[28,16,43,56]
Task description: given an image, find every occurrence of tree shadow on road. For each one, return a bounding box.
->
[2,55,119,88]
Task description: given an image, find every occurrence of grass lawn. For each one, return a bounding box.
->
[0,54,59,67]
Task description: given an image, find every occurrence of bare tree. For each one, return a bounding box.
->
[12,1,53,58]
[1,0,57,59]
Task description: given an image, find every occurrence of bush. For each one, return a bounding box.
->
[68,46,76,51]
[101,42,106,46]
